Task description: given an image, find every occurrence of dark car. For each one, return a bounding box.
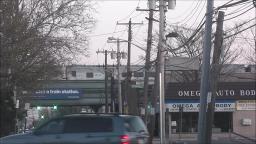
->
[0,113,149,144]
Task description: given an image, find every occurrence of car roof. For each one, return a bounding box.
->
[62,113,139,118]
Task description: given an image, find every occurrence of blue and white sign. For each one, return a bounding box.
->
[31,89,82,100]
[166,100,235,112]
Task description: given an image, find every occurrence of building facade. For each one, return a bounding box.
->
[164,64,256,138]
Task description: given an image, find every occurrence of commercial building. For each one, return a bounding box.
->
[164,64,256,138]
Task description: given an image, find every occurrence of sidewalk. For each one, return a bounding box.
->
[152,133,256,144]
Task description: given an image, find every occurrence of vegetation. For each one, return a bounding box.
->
[0,0,95,136]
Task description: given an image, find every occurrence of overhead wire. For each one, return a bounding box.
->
[88,29,128,37]
[216,0,250,10]
[172,0,204,25]
[167,0,197,20]
[224,1,252,16]
[224,6,254,21]
[224,23,256,39]
[225,18,255,33]
[188,0,207,30]
[165,0,254,53]
[116,0,142,22]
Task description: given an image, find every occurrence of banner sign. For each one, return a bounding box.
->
[236,100,256,110]
[166,100,235,112]
[166,82,256,100]
[30,89,82,100]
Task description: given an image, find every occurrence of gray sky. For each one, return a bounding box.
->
[78,0,255,65]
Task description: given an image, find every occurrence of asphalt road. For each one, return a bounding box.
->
[152,138,255,144]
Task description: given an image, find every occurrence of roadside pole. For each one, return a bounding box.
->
[197,0,214,143]
[117,20,143,114]
[143,1,154,124]
[159,0,166,143]
[205,11,224,144]
[117,39,122,114]
[96,50,115,113]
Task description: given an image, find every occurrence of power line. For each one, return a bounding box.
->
[224,2,252,16]
[167,17,206,52]
[176,0,205,25]
[225,18,255,33]
[217,0,251,10]
[168,0,204,25]
[116,0,142,22]
[224,6,254,21]
[167,0,198,20]
[224,23,256,39]
[88,29,128,37]
[188,0,207,30]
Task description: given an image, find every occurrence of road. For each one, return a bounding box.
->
[152,137,255,144]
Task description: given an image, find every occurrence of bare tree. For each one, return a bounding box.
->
[241,26,256,64]
[164,22,245,82]
[0,0,96,136]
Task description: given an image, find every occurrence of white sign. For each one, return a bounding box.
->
[24,103,30,110]
[166,102,235,112]
[237,100,256,110]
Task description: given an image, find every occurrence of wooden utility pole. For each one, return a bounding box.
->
[205,11,225,144]
[117,20,143,113]
[96,50,114,113]
[197,0,214,142]
[143,2,154,124]
[137,2,159,143]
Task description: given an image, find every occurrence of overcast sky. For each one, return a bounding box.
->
[77,0,255,65]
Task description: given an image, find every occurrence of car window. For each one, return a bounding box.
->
[64,117,113,133]
[37,119,64,134]
[124,117,148,133]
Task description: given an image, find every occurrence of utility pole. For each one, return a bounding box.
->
[110,75,115,112]
[142,0,155,125]
[116,39,122,114]
[117,20,143,114]
[197,0,214,143]
[205,11,224,144]
[107,38,124,114]
[158,0,166,143]
[96,50,114,113]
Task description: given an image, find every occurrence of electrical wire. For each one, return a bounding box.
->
[173,0,204,25]
[224,23,256,39]
[167,17,206,52]
[116,0,142,22]
[216,0,250,10]
[187,0,207,30]
[224,6,254,21]
[88,29,128,37]
[224,1,252,16]
[225,18,255,33]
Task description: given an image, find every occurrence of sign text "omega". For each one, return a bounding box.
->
[178,89,255,97]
